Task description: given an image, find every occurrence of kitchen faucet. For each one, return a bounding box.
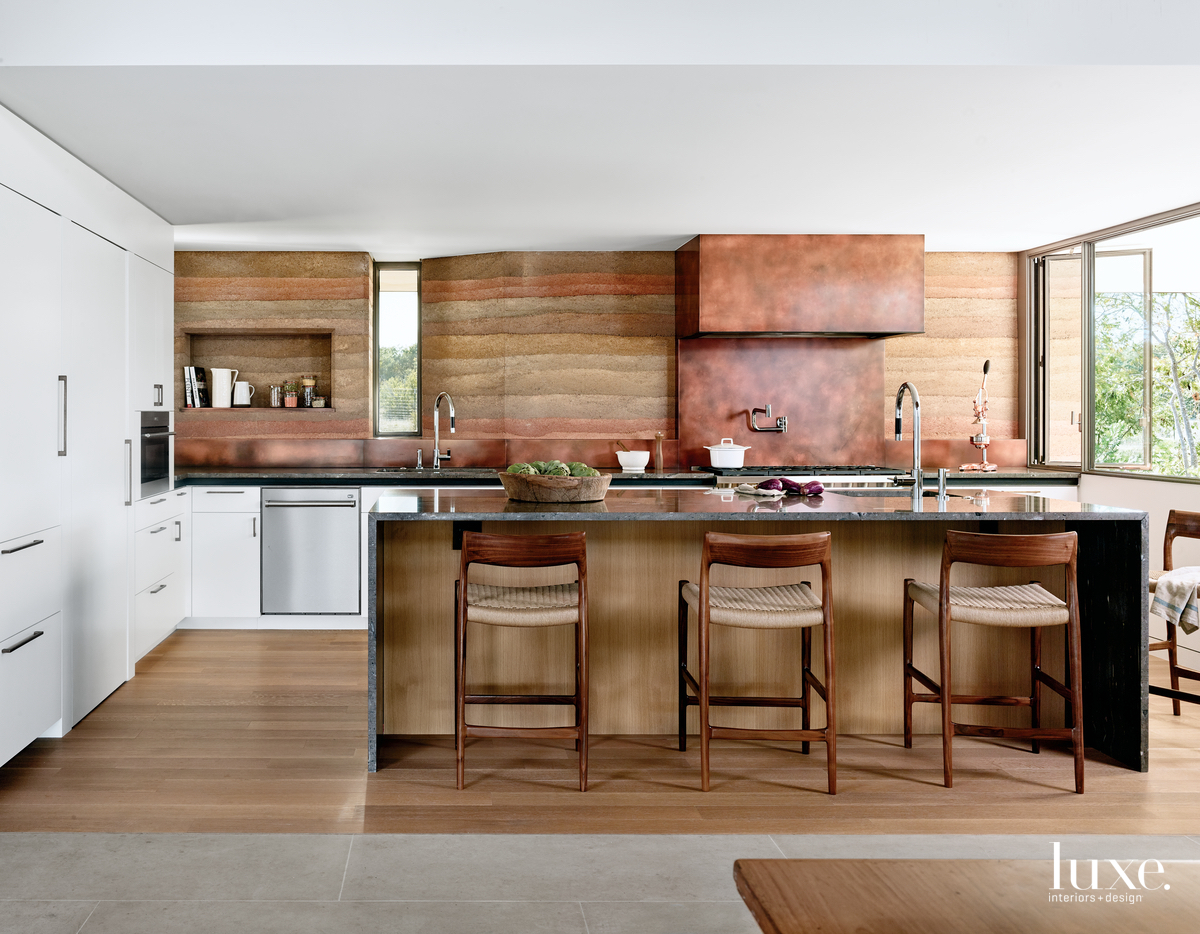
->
[433,392,455,469]
[894,382,921,488]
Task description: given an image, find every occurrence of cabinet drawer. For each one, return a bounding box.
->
[0,526,61,644]
[133,573,183,661]
[135,488,188,530]
[134,517,184,594]
[0,611,62,767]
[191,487,261,513]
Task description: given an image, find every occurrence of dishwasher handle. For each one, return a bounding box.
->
[263,500,358,507]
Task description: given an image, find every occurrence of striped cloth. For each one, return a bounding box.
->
[1150,567,1200,635]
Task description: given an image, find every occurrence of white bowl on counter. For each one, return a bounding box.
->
[704,438,751,468]
[616,450,650,471]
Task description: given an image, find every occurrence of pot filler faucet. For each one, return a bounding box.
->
[433,391,455,468]
[894,382,921,488]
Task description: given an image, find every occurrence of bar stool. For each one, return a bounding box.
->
[455,530,589,791]
[1149,509,1200,713]
[678,531,836,794]
[903,530,1084,793]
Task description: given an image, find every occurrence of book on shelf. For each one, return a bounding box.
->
[193,367,210,407]
[183,367,195,407]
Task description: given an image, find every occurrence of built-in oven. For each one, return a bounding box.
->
[139,411,172,499]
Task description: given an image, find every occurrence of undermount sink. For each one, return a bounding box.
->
[829,487,963,498]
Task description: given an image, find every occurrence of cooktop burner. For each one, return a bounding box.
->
[695,465,904,477]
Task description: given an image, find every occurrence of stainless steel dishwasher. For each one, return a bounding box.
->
[261,487,360,614]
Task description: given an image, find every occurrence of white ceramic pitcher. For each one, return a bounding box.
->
[232,381,255,406]
[210,368,238,408]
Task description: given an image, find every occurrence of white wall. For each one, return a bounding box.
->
[0,103,172,270]
[1080,471,1200,657]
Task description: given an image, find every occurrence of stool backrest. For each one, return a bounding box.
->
[940,529,1078,615]
[460,530,587,572]
[1163,510,1200,571]
[702,530,831,571]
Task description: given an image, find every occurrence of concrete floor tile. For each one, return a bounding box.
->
[582,900,760,934]
[0,901,97,934]
[0,834,352,901]
[342,834,782,902]
[769,834,1200,860]
[78,900,588,934]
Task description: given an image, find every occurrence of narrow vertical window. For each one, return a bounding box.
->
[375,263,421,436]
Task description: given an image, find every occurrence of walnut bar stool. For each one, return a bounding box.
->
[455,530,589,791]
[1149,509,1200,714]
[903,530,1083,793]
[678,530,836,794]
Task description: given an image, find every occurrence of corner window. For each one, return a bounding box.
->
[374,263,420,436]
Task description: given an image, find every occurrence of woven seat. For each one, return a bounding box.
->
[678,531,836,794]
[906,581,1068,628]
[903,530,1084,793]
[1149,568,1165,594]
[465,582,580,627]
[680,582,823,629]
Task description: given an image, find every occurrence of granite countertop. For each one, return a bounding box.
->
[369,487,1138,522]
[175,467,708,486]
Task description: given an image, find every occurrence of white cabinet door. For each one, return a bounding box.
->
[133,573,183,662]
[61,221,130,726]
[0,612,63,767]
[192,512,260,617]
[128,254,173,412]
[0,185,62,542]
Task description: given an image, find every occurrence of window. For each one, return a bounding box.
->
[1029,207,1200,480]
[374,262,420,436]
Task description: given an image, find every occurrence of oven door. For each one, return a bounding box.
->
[140,412,172,498]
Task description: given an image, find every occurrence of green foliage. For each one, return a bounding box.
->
[378,343,418,433]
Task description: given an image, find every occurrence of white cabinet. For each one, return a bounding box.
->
[0,185,62,543]
[192,488,261,619]
[0,612,62,766]
[61,221,131,726]
[132,491,187,662]
[128,253,173,412]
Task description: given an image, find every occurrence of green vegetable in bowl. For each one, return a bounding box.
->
[506,463,537,475]
[567,461,600,477]
[541,460,570,476]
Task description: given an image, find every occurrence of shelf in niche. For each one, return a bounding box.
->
[177,407,338,416]
[179,329,335,413]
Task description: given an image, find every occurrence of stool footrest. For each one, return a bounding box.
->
[464,693,577,705]
[464,724,581,740]
[685,694,808,708]
[1149,639,1172,652]
[953,723,1075,741]
[710,726,828,742]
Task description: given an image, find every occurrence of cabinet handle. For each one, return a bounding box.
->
[2,630,44,654]
[263,501,356,508]
[150,498,167,505]
[252,517,257,537]
[149,526,167,534]
[1,537,43,552]
[175,520,182,542]
[206,490,244,494]
[154,383,163,406]
[125,439,133,506]
[149,584,167,594]
[58,375,68,456]
[176,491,187,497]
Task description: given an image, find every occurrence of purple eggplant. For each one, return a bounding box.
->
[756,478,783,491]
[802,480,825,496]
[778,477,805,495]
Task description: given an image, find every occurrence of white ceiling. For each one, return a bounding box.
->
[1,1,1199,258]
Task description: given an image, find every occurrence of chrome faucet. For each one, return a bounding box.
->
[433,392,455,469]
[894,382,921,488]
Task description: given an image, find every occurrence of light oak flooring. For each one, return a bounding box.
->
[1,629,1198,834]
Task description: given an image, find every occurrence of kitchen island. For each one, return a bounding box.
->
[368,488,1146,773]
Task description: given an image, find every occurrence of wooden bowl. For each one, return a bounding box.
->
[498,471,612,503]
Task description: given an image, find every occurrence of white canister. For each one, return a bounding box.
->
[209,368,238,408]
[704,438,751,468]
[232,381,255,407]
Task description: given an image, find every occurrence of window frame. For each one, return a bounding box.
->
[372,260,422,438]
[1022,199,1200,483]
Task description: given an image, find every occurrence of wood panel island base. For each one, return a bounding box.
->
[368,489,1148,775]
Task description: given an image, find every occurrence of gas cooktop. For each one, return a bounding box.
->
[694,465,904,477]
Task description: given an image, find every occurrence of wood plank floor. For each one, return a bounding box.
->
[1,629,1198,834]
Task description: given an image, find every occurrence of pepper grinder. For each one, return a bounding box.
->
[654,431,665,473]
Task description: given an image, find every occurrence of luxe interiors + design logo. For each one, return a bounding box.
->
[1049,842,1170,904]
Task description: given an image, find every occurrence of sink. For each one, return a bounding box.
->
[375,467,409,473]
[830,488,962,498]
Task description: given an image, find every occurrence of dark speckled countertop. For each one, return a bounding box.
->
[174,466,709,486]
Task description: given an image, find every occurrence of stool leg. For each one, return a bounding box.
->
[1067,606,1085,795]
[699,602,711,792]
[801,626,812,756]
[1030,626,1042,755]
[578,606,589,792]
[939,603,953,789]
[1168,621,1182,716]
[823,614,837,796]
[678,582,689,752]
[903,581,915,749]
[456,583,467,791]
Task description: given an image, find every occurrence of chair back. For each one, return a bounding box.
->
[460,530,586,573]
[1164,510,1200,571]
[943,530,1076,570]
[702,530,831,572]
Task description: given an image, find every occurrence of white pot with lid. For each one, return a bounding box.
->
[704,438,751,468]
